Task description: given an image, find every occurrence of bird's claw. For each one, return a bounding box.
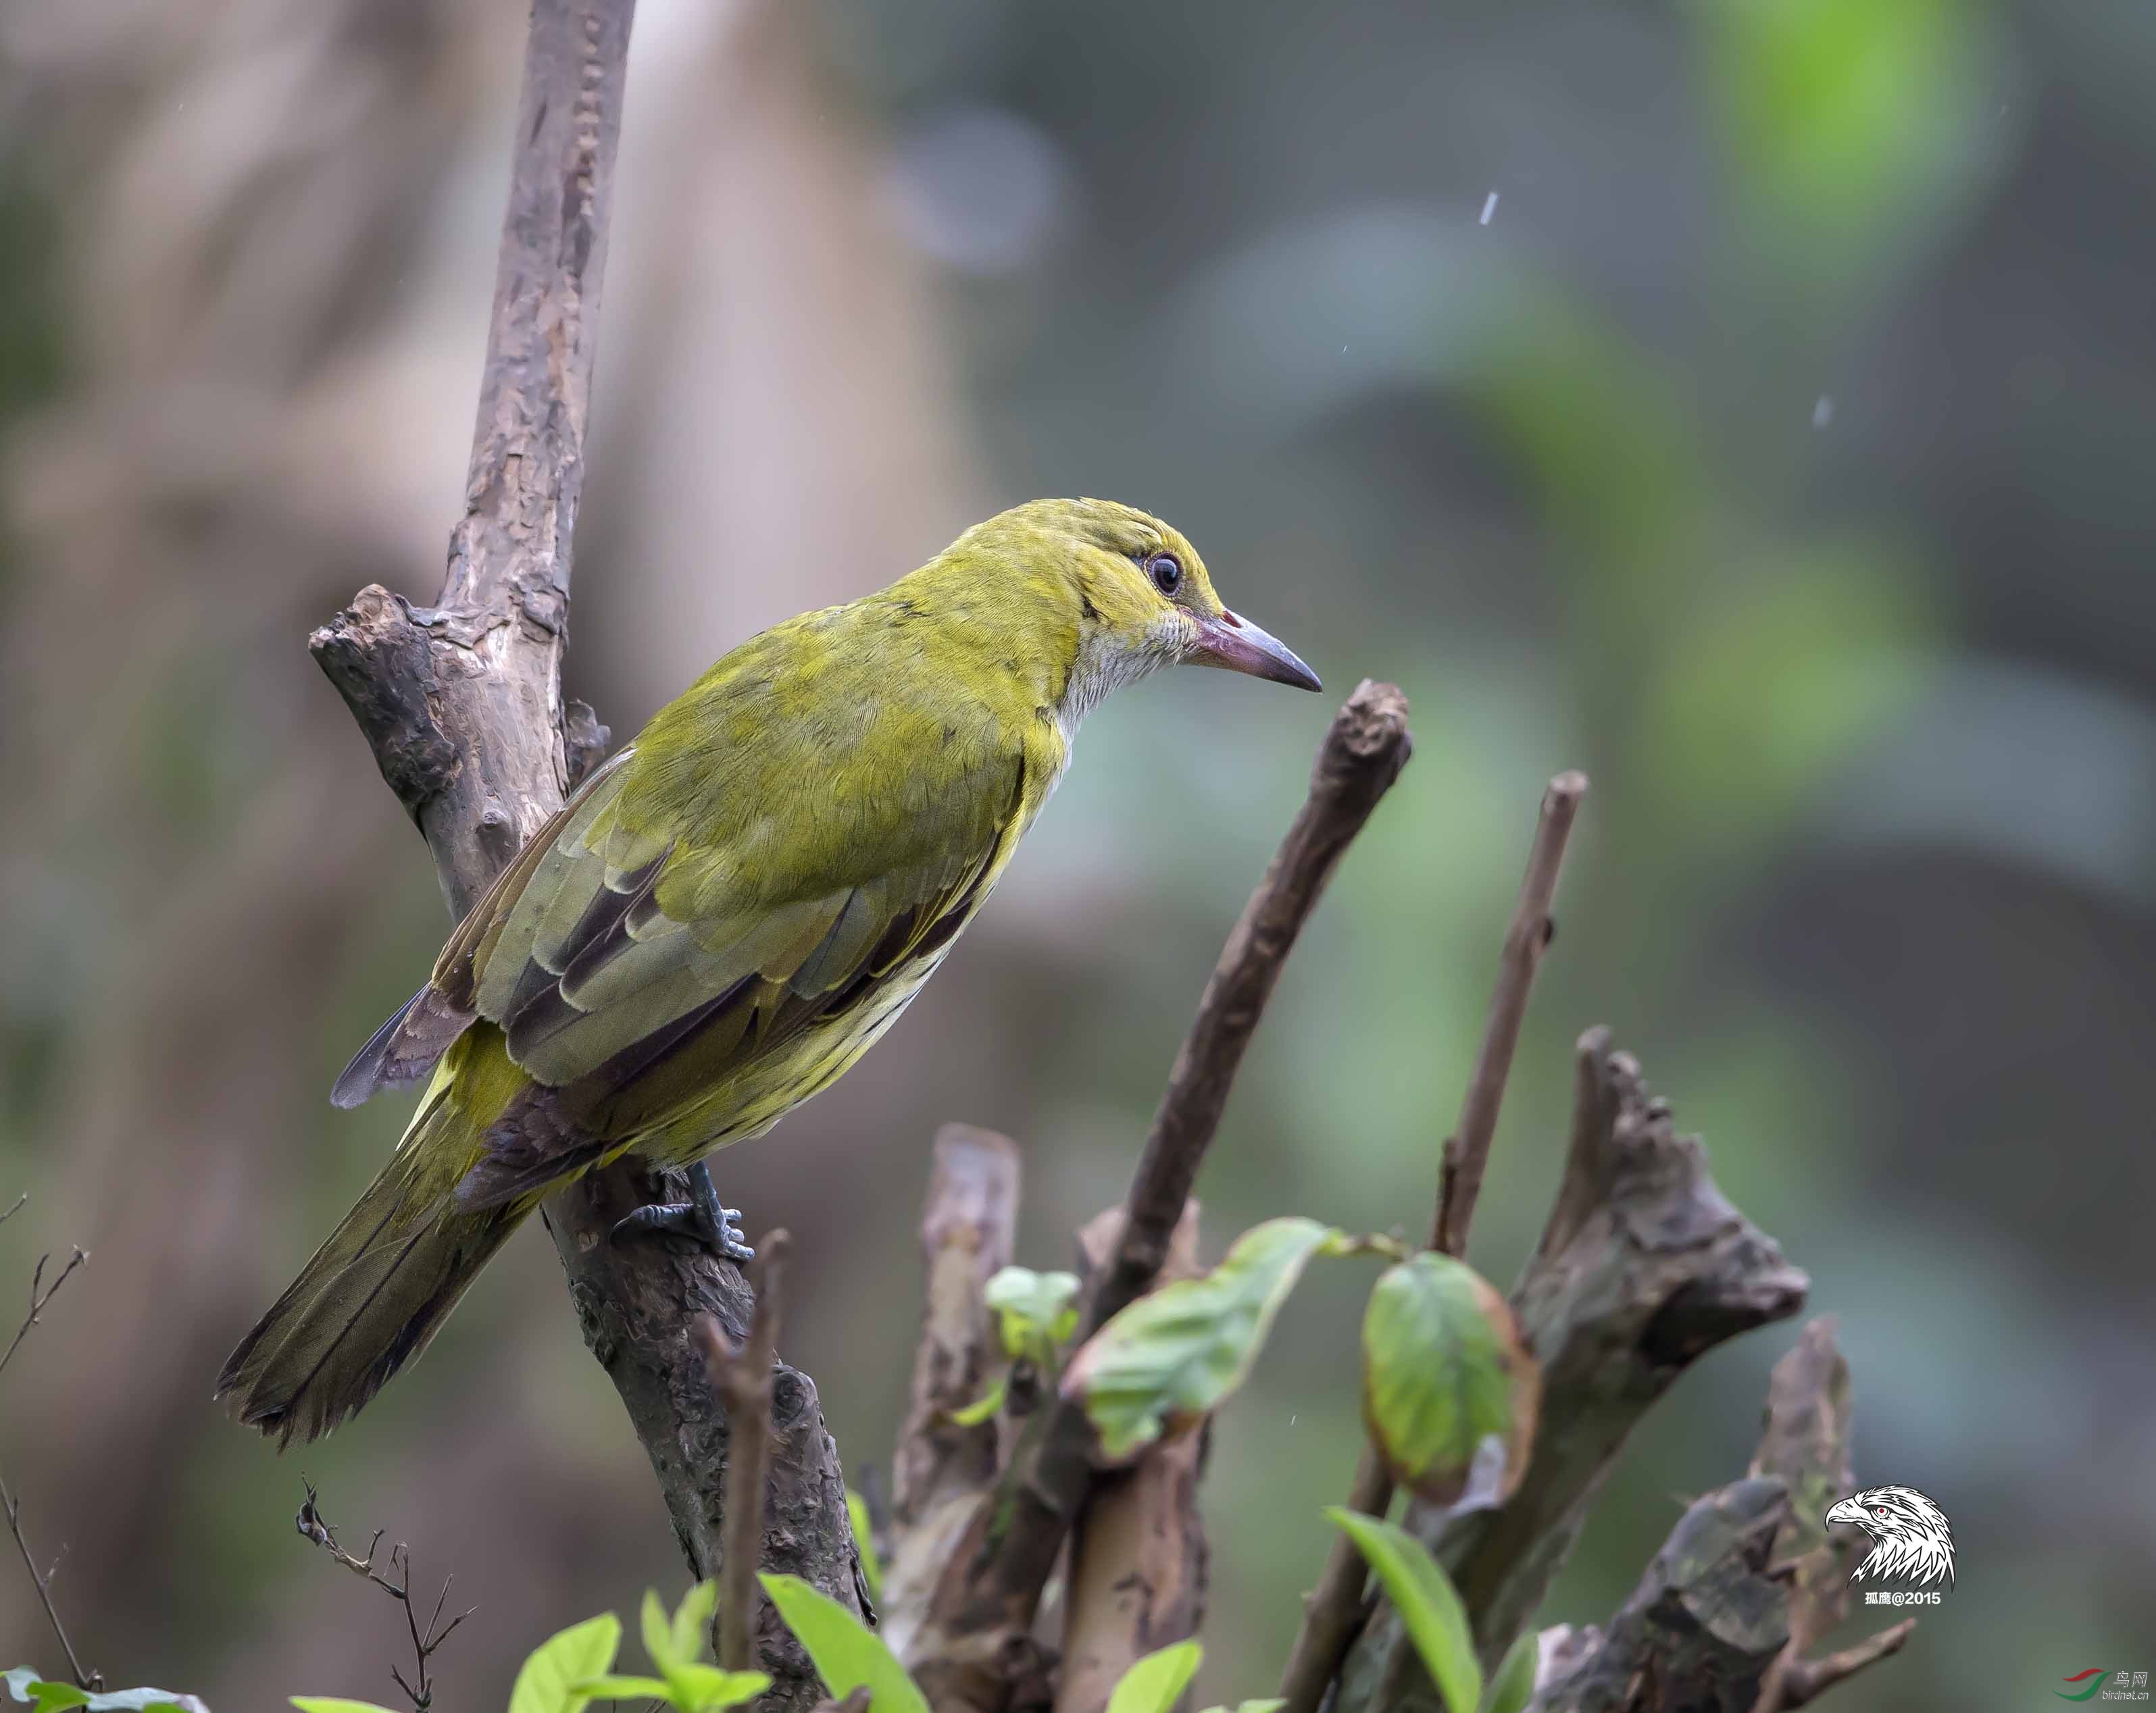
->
[609,1164,755,1263]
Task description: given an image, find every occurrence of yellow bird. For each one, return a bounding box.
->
[219,498,1320,1442]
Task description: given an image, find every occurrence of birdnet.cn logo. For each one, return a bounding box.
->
[2055,1670,2151,1702]
[1824,1484,1955,1608]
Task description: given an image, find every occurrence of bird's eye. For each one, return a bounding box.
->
[1874,1507,1888,1518]
[1146,553,1183,596]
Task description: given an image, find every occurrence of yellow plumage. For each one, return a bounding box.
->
[219,498,1319,1442]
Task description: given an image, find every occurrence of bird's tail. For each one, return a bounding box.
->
[217,1077,526,1446]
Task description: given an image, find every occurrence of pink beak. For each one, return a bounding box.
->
[1188,609,1322,692]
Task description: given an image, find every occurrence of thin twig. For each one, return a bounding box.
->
[297,1480,474,1711]
[0,1245,89,1385]
[1,1476,97,1691]
[1088,680,1413,1337]
[1433,769,1587,1256]
[0,1231,95,1689]
[911,682,1412,1712]
[1778,1618,1916,1709]
[1277,771,1585,1713]
[0,1193,25,1229]
[698,1231,792,1672]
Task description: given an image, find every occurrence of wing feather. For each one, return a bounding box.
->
[342,643,1049,1201]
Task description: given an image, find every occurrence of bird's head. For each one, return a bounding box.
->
[935,498,1322,723]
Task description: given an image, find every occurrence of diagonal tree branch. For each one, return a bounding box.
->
[307,3,860,1708]
[907,680,1413,1713]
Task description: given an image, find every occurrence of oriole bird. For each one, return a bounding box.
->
[218,498,1320,1442]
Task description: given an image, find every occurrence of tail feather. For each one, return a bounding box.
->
[218,1094,526,1446]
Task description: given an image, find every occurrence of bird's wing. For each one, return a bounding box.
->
[444,714,1033,1146]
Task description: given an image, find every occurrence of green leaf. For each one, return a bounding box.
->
[1195,1704,1286,1713]
[510,1612,622,1713]
[665,1664,772,1712]
[947,1377,1007,1426]
[1479,1632,1538,1713]
[568,1678,672,1704]
[1104,1642,1203,1713]
[641,1588,678,1675]
[670,1581,720,1670]
[845,1489,884,1606]
[292,1702,400,1713]
[1326,1509,1481,1713]
[1063,1218,1355,1460]
[984,1268,1082,1361]
[760,1573,929,1713]
[9,1682,86,1713]
[1361,1252,1539,1508]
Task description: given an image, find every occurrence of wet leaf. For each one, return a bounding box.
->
[1362,1252,1538,1508]
[1063,1218,1355,1461]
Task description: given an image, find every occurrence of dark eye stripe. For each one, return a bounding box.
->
[1146,553,1182,594]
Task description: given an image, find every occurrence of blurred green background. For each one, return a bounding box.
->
[1,0,2150,1704]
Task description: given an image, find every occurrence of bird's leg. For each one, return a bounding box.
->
[609,1161,755,1263]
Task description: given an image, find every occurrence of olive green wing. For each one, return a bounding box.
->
[452,736,1028,1166]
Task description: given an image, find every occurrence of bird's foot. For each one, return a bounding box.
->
[609,1162,755,1264]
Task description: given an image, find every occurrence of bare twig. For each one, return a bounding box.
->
[1433,770,1587,1255]
[0,1245,88,1385]
[297,1480,474,1712]
[1778,1618,1915,1708]
[909,681,1412,1712]
[1,1477,96,1691]
[697,1231,793,1672]
[1278,771,1586,1713]
[0,1233,95,1689]
[0,1193,25,1229]
[305,0,861,1699]
[1089,680,1413,1337]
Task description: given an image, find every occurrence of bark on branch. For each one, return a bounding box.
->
[308,3,860,1707]
[1524,1319,1911,1713]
